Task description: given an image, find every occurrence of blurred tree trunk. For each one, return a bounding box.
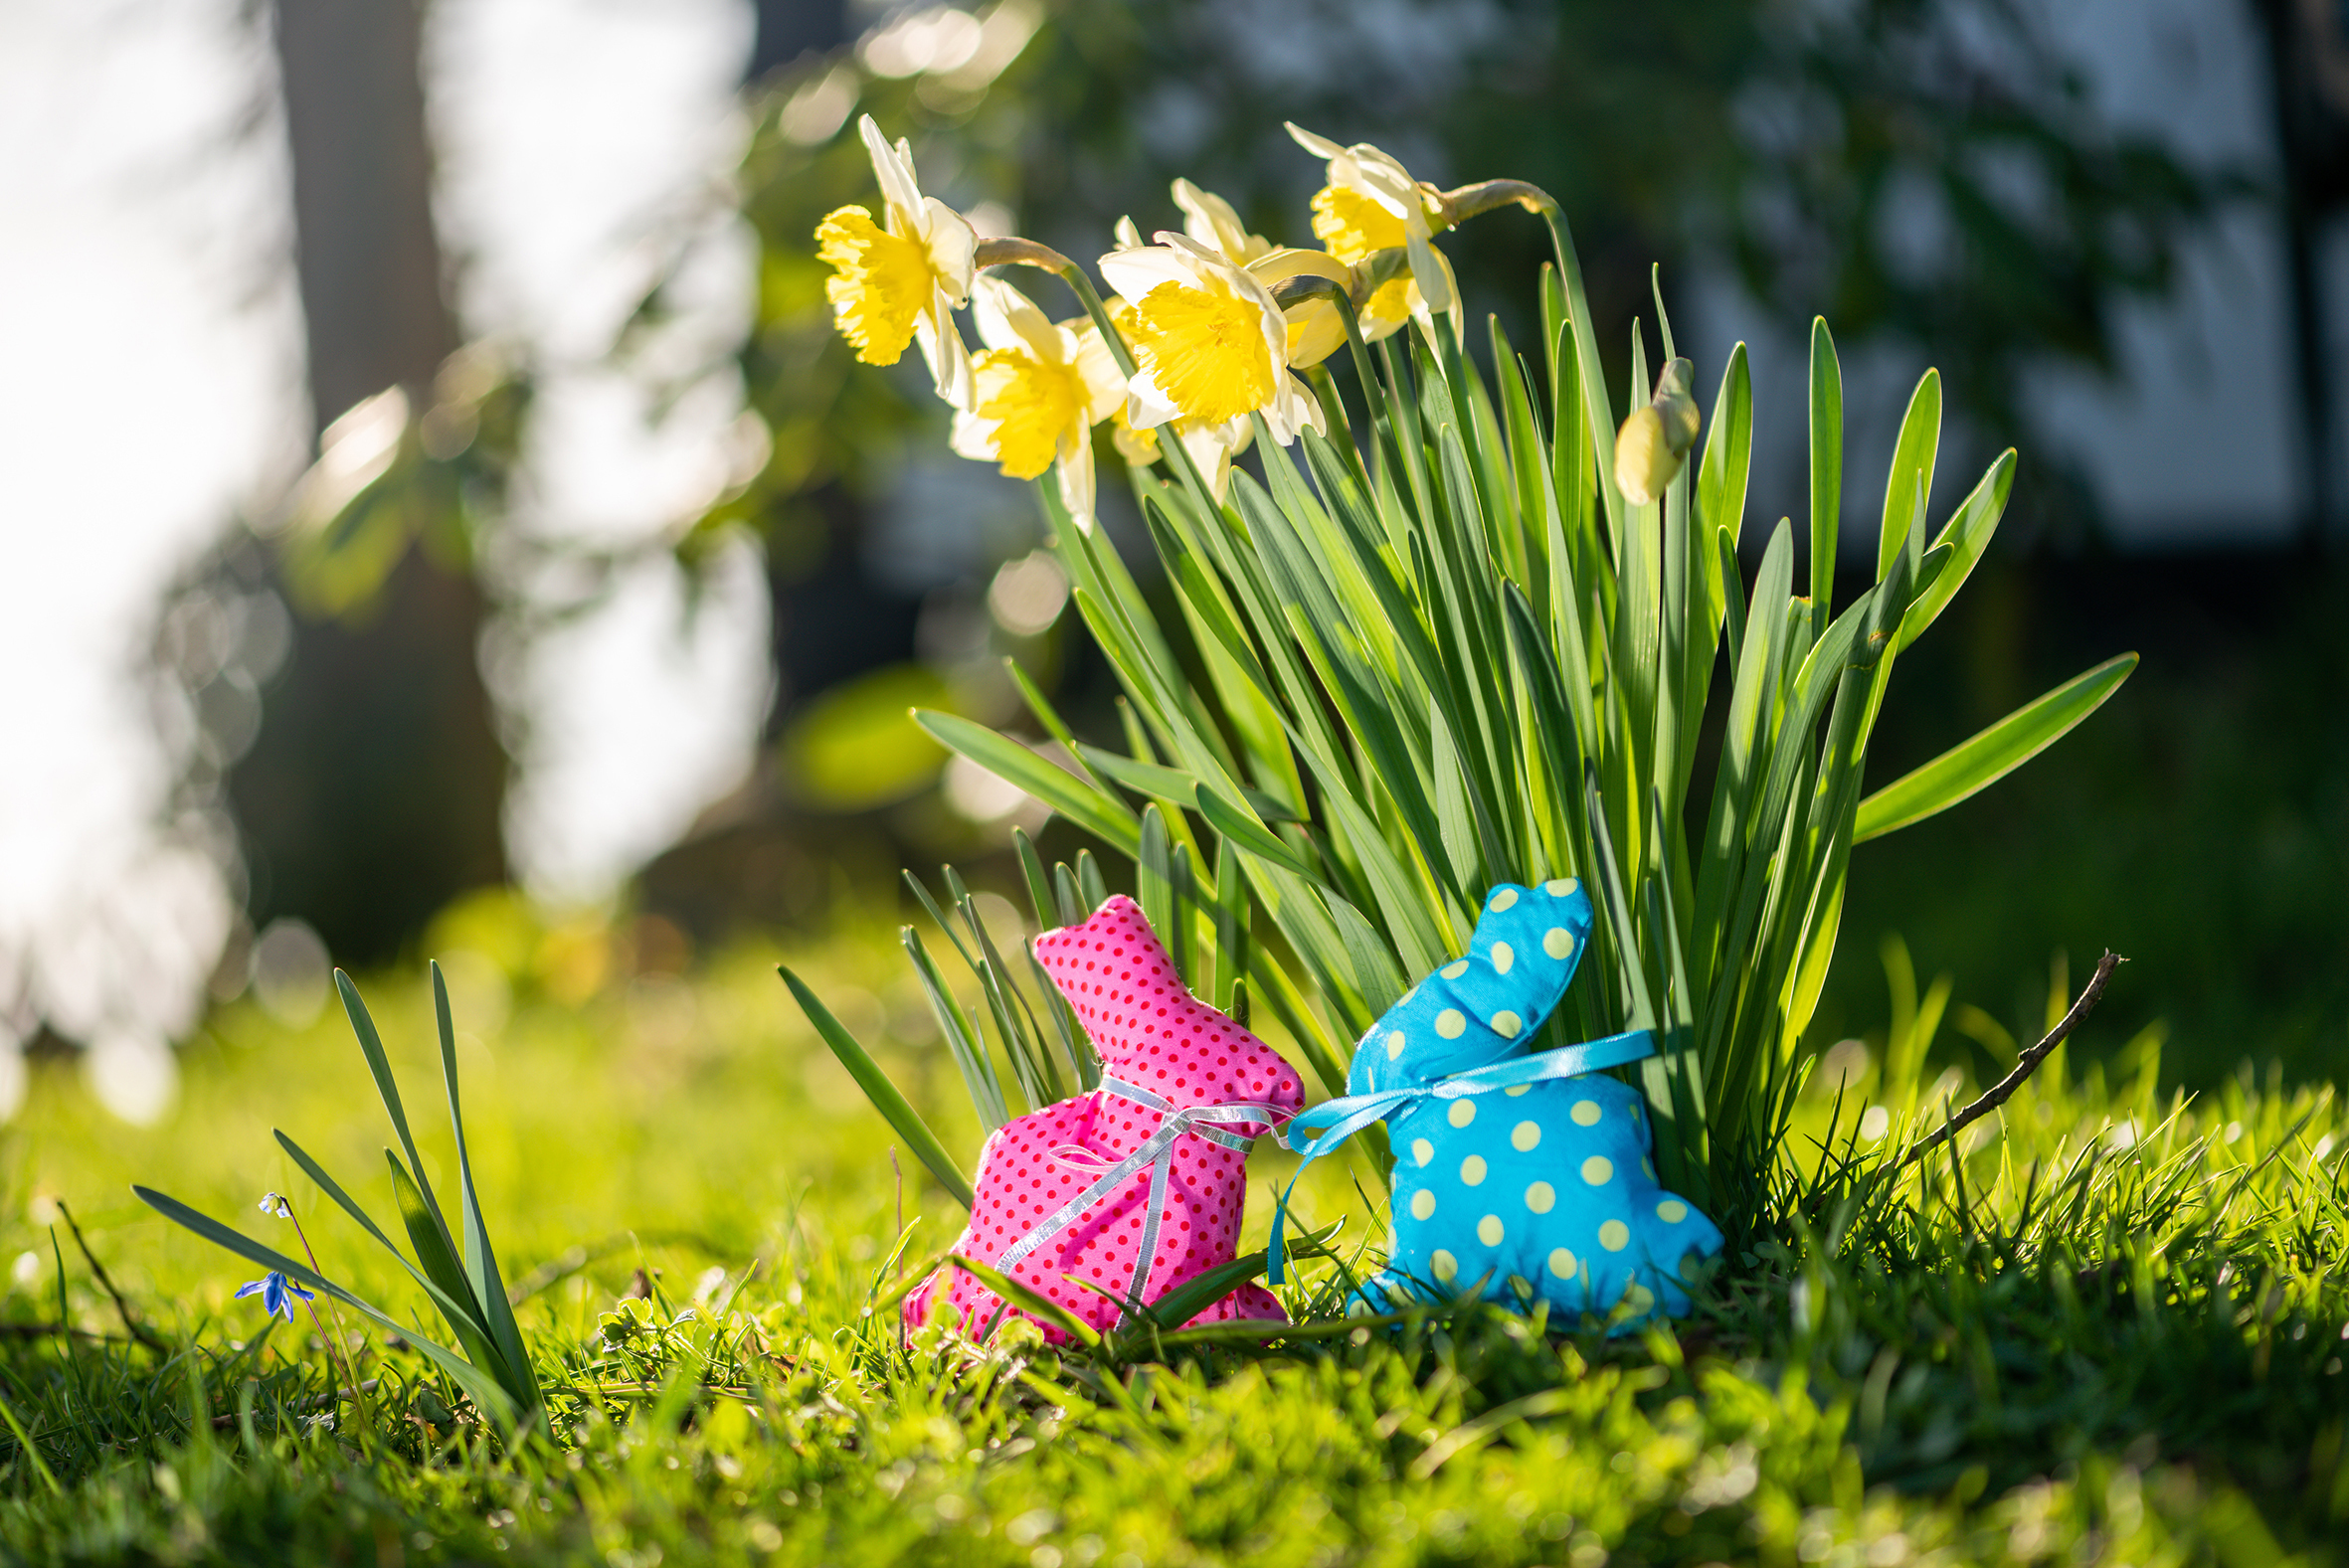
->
[230,0,508,964]
[2249,0,2349,547]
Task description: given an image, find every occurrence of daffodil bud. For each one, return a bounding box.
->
[1614,357,1700,506]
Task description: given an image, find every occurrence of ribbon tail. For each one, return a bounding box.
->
[1123,1146,1174,1326]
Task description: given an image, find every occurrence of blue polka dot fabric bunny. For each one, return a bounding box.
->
[1271,878,1722,1324]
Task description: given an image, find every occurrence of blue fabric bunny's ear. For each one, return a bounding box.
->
[1349,879,1597,1096]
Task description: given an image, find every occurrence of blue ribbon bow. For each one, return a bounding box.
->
[1265,1026,1657,1285]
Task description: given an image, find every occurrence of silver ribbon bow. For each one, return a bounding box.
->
[992,1076,1289,1324]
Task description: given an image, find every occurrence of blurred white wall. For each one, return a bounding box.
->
[1691,0,2322,551]
[0,0,772,1121]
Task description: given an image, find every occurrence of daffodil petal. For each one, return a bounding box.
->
[971,275,1057,358]
[860,116,925,226]
[1263,374,1329,446]
[1071,323,1127,425]
[950,408,999,462]
[1248,247,1353,288]
[915,300,975,409]
[921,197,976,301]
[1285,121,1347,162]
[1407,231,1455,314]
[1124,365,1181,431]
[1055,433,1096,521]
[1098,245,1202,301]
[1173,178,1270,263]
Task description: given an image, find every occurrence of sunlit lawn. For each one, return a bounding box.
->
[5,891,2346,1565]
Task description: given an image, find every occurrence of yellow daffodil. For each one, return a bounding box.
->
[1285,122,1457,340]
[814,115,977,406]
[1097,232,1327,452]
[1172,179,1274,264]
[949,276,1125,520]
[1098,289,1252,501]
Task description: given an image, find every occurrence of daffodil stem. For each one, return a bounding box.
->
[1436,179,1554,227]
[973,237,1075,274]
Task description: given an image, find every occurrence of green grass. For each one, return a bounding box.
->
[3,896,2345,1565]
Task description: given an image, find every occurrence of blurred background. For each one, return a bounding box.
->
[4,0,2345,1131]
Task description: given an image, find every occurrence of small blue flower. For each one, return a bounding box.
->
[235,1271,315,1322]
[258,1192,291,1218]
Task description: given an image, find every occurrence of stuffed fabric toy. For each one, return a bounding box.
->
[1275,878,1721,1323]
[906,896,1306,1342]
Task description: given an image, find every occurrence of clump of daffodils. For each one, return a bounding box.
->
[814,114,1630,518]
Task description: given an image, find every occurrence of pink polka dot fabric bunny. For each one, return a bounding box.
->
[905,896,1307,1343]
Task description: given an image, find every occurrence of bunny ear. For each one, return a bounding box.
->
[1468,879,1599,1026]
[1353,880,1601,1092]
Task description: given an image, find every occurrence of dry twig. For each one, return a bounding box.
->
[1899,951,2124,1170]
[54,1198,168,1352]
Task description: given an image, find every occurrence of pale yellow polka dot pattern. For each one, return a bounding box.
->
[1335,878,1721,1326]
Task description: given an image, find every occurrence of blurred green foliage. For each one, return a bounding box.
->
[1820,554,2349,1091]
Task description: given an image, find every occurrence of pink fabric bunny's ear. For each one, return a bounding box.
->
[1032,896,1305,1121]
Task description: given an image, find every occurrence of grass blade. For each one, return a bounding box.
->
[431,960,533,1417]
[1876,368,1941,582]
[334,970,456,1264]
[780,964,973,1209]
[915,710,1141,857]
[942,1254,1101,1348]
[1808,318,1842,612]
[131,1186,519,1430]
[1853,653,2138,842]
